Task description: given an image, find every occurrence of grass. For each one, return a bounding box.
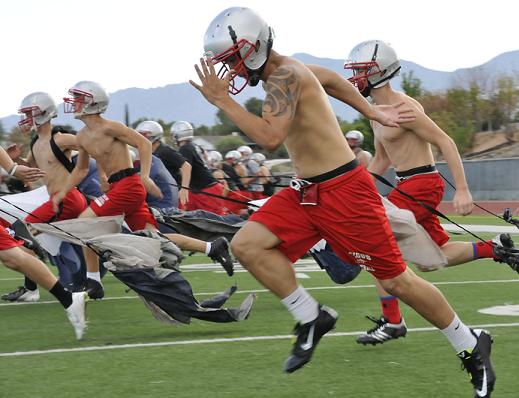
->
[0,216,518,397]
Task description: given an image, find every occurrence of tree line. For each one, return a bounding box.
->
[2,71,517,158]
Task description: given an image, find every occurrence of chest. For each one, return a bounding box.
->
[372,122,406,144]
[79,133,114,158]
[32,139,56,166]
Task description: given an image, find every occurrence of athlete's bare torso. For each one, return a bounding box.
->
[76,119,133,178]
[264,57,355,178]
[31,132,75,195]
[371,93,435,171]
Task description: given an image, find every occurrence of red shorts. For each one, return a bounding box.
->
[225,190,251,214]
[89,174,157,231]
[183,183,226,215]
[388,173,449,246]
[249,166,407,280]
[0,226,23,250]
[25,188,87,223]
[248,191,267,201]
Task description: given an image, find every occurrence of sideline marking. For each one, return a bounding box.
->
[1,279,518,307]
[2,322,518,357]
[479,304,519,316]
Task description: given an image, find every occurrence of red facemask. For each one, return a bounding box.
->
[210,39,258,95]
[18,106,40,129]
[344,61,380,97]
[63,89,91,114]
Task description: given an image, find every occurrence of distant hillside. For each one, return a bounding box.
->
[2,50,519,132]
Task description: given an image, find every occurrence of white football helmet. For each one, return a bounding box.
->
[237,145,253,157]
[171,121,194,142]
[208,150,223,164]
[251,152,266,164]
[136,120,164,143]
[204,7,274,94]
[64,81,109,117]
[344,40,400,97]
[18,92,57,130]
[345,130,364,146]
[225,150,242,160]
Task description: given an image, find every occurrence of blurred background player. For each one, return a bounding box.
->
[345,130,372,167]
[136,120,191,207]
[172,121,226,215]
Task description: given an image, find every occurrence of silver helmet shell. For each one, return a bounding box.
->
[225,150,242,160]
[18,92,57,130]
[345,130,364,145]
[64,81,109,117]
[208,150,223,164]
[251,152,266,164]
[344,40,400,97]
[171,121,194,142]
[237,145,253,157]
[136,120,164,143]
[204,7,274,94]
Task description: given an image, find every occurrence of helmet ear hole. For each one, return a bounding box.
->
[255,40,260,52]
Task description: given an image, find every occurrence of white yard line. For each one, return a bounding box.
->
[1,322,518,358]
[0,278,518,307]
[442,224,519,234]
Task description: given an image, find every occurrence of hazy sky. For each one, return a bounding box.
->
[1,0,517,118]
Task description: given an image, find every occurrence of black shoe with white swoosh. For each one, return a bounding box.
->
[457,329,496,398]
[284,305,338,373]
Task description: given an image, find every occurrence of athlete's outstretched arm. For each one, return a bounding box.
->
[51,147,90,210]
[405,111,473,215]
[0,146,44,183]
[190,58,300,151]
[106,124,163,199]
[307,64,415,127]
[367,136,391,176]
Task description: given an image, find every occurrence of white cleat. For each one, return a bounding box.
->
[65,292,88,340]
[1,286,40,302]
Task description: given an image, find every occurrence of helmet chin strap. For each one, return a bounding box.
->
[245,27,274,87]
[365,66,402,97]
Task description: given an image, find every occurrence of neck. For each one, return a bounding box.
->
[260,50,283,82]
[36,123,52,137]
[370,84,396,105]
[79,114,103,128]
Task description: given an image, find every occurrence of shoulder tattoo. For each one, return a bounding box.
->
[263,66,301,118]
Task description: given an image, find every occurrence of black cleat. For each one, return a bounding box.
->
[1,286,40,302]
[356,315,407,346]
[458,329,496,398]
[85,278,104,300]
[284,305,338,373]
[492,233,519,273]
[208,237,234,276]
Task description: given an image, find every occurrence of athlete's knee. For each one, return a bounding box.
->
[0,247,28,271]
[230,233,254,265]
[378,269,415,296]
[79,207,97,218]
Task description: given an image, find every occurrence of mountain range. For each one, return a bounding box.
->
[2,50,519,131]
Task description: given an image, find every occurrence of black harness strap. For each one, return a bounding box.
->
[30,132,75,173]
[371,172,490,244]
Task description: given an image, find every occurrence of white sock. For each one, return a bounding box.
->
[281,285,319,324]
[441,313,477,353]
[87,272,102,284]
[205,242,212,255]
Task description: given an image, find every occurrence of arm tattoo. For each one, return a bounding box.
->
[263,66,301,118]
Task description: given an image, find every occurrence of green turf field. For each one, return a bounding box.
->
[0,217,518,397]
